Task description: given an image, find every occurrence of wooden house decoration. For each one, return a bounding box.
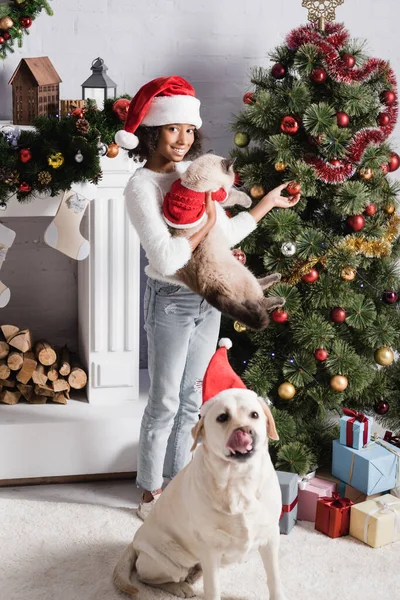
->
[8,57,62,125]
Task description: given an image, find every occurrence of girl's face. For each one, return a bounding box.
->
[155,124,196,163]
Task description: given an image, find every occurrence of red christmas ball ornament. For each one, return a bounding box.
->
[380,90,396,106]
[374,400,389,415]
[342,53,355,68]
[0,37,4,45]
[19,182,31,193]
[20,17,32,28]
[243,92,254,105]
[330,307,347,323]
[310,68,327,83]
[112,98,131,121]
[280,115,299,135]
[271,308,289,323]
[364,203,377,216]
[302,269,319,284]
[388,152,400,172]
[72,108,84,118]
[3,32,10,40]
[336,111,350,127]
[383,291,398,304]
[378,112,390,126]
[19,148,32,163]
[330,159,342,167]
[347,214,365,232]
[286,181,301,196]
[232,249,246,264]
[314,348,328,361]
[271,63,287,79]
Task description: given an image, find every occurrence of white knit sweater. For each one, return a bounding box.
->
[124,161,257,284]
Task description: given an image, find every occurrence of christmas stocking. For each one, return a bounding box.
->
[0,223,16,308]
[44,189,91,260]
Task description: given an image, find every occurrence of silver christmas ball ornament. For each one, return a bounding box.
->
[97,142,108,157]
[281,241,297,257]
[75,150,84,163]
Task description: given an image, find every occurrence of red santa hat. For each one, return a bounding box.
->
[201,339,247,414]
[163,179,228,229]
[115,76,202,150]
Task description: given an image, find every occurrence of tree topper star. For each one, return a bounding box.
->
[302,0,344,22]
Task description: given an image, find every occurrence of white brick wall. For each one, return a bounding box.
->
[1,0,400,366]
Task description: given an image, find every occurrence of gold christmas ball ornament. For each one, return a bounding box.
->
[0,16,14,30]
[374,346,394,366]
[106,143,119,158]
[278,382,296,400]
[47,152,65,169]
[330,375,349,392]
[359,167,373,181]
[274,160,286,172]
[385,204,396,214]
[341,266,356,281]
[233,321,247,333]
[234,132,250,148]
[250,185,265,200]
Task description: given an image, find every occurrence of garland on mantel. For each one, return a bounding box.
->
[0,0,53,59]
[0,97,131,206]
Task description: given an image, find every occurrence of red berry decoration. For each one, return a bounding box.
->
[314,348,328,361]
[286,181,301,196]
[20,17,32,28]
[280,115,299,135]
[380,90,396,105]
[364,203,377,216]
[243,92,254,105]
[388,152,400,172]
[271,308,289,323]
[72,108,84,118]
[378,112,390,126]
[232,249,246,265]
[302,269,319,284]
[381,163,389,174]
[19,149,32,163]
[271,63,287,79]
[330,307,346,323]
[374,400,389,415]
[0,37,4,45]
[336,112,350,127]
[310,68,327,83]
[19,182,31,193]
[383,291,398,304]
[342,53,355,68]
[330,159,341,167]
[3,32,10,40]
[347,214,365,232]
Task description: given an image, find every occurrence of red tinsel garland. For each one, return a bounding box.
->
[286,22,398,184]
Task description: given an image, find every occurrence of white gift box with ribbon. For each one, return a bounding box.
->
[350,493,400,548]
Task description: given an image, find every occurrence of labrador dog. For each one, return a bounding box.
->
[113,388,286,600]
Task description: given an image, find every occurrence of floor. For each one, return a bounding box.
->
[0,478,142,508]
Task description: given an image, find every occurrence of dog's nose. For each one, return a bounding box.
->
[235,426,253,435]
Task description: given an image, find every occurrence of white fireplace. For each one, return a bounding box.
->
[0,152,148,482]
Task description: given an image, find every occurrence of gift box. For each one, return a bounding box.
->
[277,471,298,534]
[297,476,336,522]
[350,493,400,548]
[384,430,400,449]
[339,408,373,450]
[315,492,354,538]
[341,483,383,504]
[332,438,400,495]
[315,470,341,489]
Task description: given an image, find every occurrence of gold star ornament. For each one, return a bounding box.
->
[302,0,344,23]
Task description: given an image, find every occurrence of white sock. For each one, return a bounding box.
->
[44,189,90,260]
[0,223,16,308]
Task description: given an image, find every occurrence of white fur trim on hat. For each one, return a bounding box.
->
[200,388,257,416]
[142,95,202,129]
[218,338,232,349]
[115,130,139,150]
[163,213,206,230]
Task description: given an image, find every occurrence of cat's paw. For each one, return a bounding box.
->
[268,296,286,310]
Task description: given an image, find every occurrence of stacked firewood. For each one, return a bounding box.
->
[0,325,87,405]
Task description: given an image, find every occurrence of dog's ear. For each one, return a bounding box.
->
[191,416,205,451]
[258,398,279,441]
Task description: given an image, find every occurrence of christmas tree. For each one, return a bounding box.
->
[227,10,400,475]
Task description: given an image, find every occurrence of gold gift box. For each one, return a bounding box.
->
[350,493,400,547]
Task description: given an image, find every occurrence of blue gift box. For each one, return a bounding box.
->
[339,414,373,450]
[332,439,400,495]
[277,470,298,534]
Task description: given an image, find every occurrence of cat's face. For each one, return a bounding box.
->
[183,154,235,192]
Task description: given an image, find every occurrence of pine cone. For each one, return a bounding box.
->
[76,118,91,134]
[0,167,12,182]
[90,171,103,185]
[37,171,52,185]
[4,170,19,185]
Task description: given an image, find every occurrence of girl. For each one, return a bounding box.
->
[116,76,300,520]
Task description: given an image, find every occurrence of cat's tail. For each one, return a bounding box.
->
[113,544,139,595]
[210,295,273,331]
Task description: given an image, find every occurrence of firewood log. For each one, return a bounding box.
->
[47,361,59,382]
[59,346,71,376]
[32,364,48,386]
[34,384,55,397]
[17,383,34,402]
[1,325,19,342]
[0,341,9,359]
[34,340,57,366]
[0,360,10,380]
[0,389,21,404]
[7,351,23,371]
[0,378,16,388]
[8,329,33,353]
[53,392,67,404]
[16,354,37,384]
[52,378,70,393]
[68,355,87,390]
[28,394,47,404]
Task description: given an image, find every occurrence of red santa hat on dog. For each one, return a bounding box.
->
[201,338,247,414]
[115,76,202,150]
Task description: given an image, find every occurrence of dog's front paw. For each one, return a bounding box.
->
[158,582,196,598]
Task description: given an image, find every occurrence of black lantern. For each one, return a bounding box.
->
[81,57,117,110]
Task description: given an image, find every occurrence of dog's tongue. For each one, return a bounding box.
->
[227,430,253,453]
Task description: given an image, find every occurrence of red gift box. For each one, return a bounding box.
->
[384,431,400,449]
[315,492,354,538]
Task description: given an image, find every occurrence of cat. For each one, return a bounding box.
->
[162,154,285,331]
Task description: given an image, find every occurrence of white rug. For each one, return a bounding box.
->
[1,498,399,600]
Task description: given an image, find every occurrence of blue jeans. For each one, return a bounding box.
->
[137,278,221,492]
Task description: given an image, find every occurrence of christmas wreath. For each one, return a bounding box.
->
[0,1,53,59]
[0,97,131,206]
